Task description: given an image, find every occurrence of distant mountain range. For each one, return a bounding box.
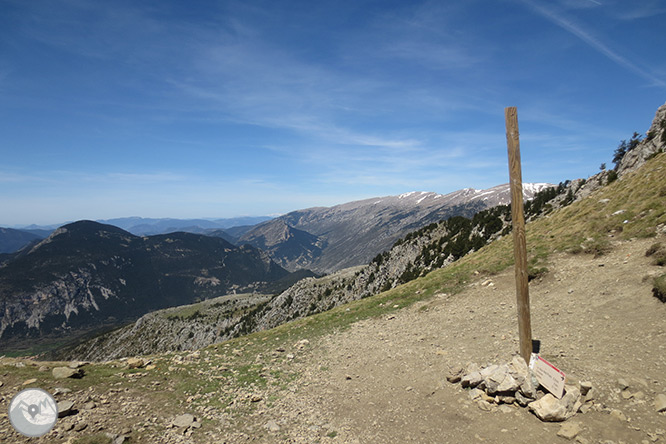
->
[98,216,272,236]
[0,216,272,255]
[0,183,551,352]
[12,216,272,236]
[0,220,309,351]
[239,183,552,273]
[0,228,45,254]
[1,184,549,261]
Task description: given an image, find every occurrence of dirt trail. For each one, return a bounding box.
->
[265,237,666,443]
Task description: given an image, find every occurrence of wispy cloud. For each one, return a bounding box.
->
[0,170,46,183]
[611,1,666,20]
[520,0,666,88]
[0,168,187,187]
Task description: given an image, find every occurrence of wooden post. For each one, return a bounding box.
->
[505,106,533,364]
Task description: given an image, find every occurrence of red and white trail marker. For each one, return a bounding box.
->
[532,355,566,399]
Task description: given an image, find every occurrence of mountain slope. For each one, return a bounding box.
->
[241,183,552,273]
[0,227,45,254]
[74,146,666,361]
[236,220,327,272]
[67,184,562,360]
[0,220,292,351]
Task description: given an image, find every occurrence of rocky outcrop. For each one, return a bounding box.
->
[53,293,273,361]
[539,102,666,209]
[617,102,666,176]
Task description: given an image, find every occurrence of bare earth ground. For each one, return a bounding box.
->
[258,237,666,444]
[1,237,665,443]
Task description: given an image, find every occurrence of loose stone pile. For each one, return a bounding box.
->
[447,355,588,422]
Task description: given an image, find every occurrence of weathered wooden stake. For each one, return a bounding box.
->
[505,106,533,364]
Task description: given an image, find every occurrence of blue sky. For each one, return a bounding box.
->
[1,0,665,226]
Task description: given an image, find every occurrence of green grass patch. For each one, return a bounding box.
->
[654,274,666,303]
[71,434,113,444]
[646,242,666,266]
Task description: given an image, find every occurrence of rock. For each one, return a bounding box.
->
[519,373,538,399]
[264,420,280,432]
[582,388,595,403]
[618,378,629,390]
[38,366,49,372]
[22,378,37,385]
[172,414,195,428]
[468,388,484,401]
[477,401,494,411]
[53,367,83,379]
[53,387,72,396]
[68,361,86,369]
[251,395,263,403]
[610,409,627,421]
[655,394,666,412]
[498,394,516,404]
[496,373,520,394]
[57,400,75,418]
[465,362,481,374]
[508,355,529,382]
[562,386,581,415]
[74,422,88,432]
[461,364,498,389]
[446,366,464,383]
[529,394,568,422]
[485,365,519,395]
[461,371,484,388]
[557,422,582,440]
[515,391,534,407]
[579,381,592,396]
[126,357,145,369]
[617,103,666,175]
